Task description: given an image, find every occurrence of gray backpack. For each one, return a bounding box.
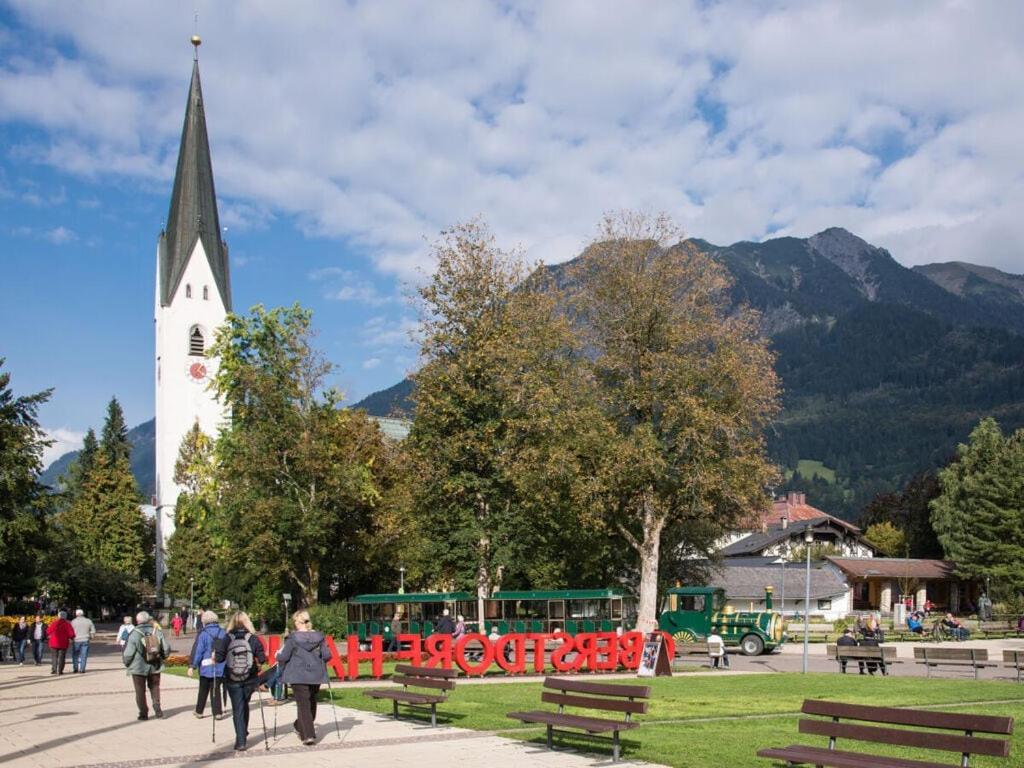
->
[226,632,254,682]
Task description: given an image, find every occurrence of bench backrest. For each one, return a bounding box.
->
[826,644,897,661]
[799,700,1012,761]
[914,647,989,662]
[542,677,650,719]
[675,642,710,655]
[393,664,457,692]
[1003,650,1024,665]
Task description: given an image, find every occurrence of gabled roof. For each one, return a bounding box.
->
[721,517,861,557]
[826,557,956,580]
[159,60,230,309]
[710,562,848,600]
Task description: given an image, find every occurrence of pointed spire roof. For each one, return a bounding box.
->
[158,58,231,309]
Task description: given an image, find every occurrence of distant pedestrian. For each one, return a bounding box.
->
[46,611,75,675]
[12,617,30,665]
[436,608,455,635]
[70,609,96,673]
[171,614,183,637]
[215,611,267,751]
[30,614,46,665]
[123,610,169,720]
[188,610,227,719]
[117,616,135,648]
[387,613,401,652]
[453,614,466,641]
[978,593,992,622]
[276,609,331,746]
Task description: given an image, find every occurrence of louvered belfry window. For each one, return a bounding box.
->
[189,326,205,356]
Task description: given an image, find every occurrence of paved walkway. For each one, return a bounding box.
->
[0,638,661,768]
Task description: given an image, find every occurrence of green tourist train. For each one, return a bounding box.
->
[347,585,785,655]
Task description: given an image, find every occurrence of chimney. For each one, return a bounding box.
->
[787,491,798,505]
[798,492,806,505]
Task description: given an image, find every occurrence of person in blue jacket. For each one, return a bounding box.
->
[188,610,227,719]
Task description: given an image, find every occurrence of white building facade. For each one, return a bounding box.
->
[154,50,231,586]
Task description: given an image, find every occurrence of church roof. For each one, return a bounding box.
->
[158,60,230,309]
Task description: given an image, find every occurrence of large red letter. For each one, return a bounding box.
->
[423,634,453,669]
[618,631,644,669]
[549,633,576,672]
[454,633,494,676]
[396,634,422,666]
[527,634,548,674]
[494,633,526,674]
[592,632,619,671]
[345,634,383,679]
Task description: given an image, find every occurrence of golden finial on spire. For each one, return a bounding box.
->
[191,11,201,60]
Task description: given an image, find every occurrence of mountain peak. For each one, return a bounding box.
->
[807,228,887,300]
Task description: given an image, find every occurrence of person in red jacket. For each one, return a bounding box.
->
[46,611,75,676]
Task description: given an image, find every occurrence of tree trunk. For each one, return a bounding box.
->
[635,499,665,632]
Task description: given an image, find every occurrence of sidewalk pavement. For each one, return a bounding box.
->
[0,640,662,768]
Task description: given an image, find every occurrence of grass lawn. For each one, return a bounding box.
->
[324,673,1024,767]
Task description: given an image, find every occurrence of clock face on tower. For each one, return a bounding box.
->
[187,361,208,383]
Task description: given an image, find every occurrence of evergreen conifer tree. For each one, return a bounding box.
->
[100,397,131,464]
[62,427,97,496]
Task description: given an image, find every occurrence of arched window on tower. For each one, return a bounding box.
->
[189,326,205,356]
[185,284,192,299]
[203,285,209,300]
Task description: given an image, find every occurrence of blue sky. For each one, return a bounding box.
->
[1,1,1022,466]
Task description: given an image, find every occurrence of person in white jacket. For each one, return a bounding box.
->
[116,616,135,648]
[707,632,729,669]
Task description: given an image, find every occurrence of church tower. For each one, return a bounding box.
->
[154,37,230,586]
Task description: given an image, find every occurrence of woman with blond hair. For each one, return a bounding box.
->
[214,611,266,751]
[276,609,330,745]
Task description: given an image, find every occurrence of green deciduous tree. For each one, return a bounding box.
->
[567,213,781,630]
[863,521,907,557]
[931,418,1024,592]
[164,423,217,605]
[210,304,392,608]
[0,359,52,598]
[408,220,607,608]
[860,471,944,558]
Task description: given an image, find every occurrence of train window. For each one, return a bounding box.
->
[484,599,502,620]
[678,595,706,612]
[347,604,362,622]
[713,592,725,611]
[511,600,546,620]
[568,599,601,619]
[610,598,623,621]
[548,601,565,619]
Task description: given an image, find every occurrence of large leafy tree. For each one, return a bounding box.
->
[931,418,1024,592]
[568,213,780,630]
[407,220,606,607]
[0,359,52,598]
[860,471,944,558]
[210,304,391,609]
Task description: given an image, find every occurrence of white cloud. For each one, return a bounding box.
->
[1,0,1022,279]
[308,267,395,306]
[44,226,76,244]
[361,357,381,370]
[41,427,85,468]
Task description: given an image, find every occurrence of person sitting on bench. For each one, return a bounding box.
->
[942,613,970,641]
[907,611,925,635]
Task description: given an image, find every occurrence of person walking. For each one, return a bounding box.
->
[117,615,135,648]
[46,611,75,675]
[215,612,267,751]
[30,613,46,665]
[453,614,467,641]
[171,613,183,637]
[188,610,227,719]
[123,610,169,720]
[387,613,401,652]
[436,608,455,635]
[276,609,331,746]
[12,617,30,665]
[70,609,96,673]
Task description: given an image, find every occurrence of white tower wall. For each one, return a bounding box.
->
[154,239,228,583]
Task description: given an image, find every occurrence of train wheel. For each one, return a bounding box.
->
[740,634,765,656]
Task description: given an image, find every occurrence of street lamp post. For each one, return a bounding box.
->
[282,593,291,633]
[399,564,406,595]
[189,578,194,634]
[803,526,813,674]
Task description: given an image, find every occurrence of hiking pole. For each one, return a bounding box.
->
[324,672,342,742]
[211,653,218,743]
[254,681,270,751]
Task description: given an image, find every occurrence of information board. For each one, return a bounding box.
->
[637,632,672,677]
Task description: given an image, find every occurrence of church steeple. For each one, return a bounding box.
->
[158,48,230,310]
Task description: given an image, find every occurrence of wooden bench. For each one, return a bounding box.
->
[673,641,713,666]
[913,646,997,679]
[507,677,650,762]
[1004,649,1024,683]
[826,644,901,675]
[757,699,1013,768]
[363,664,457,727]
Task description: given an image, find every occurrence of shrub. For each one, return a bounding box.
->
[310,602,348,638]
[0,615,54,637]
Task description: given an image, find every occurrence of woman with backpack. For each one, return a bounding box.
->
[214,612,267,751]
[188,610,227,719]
[276,609,331,745]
